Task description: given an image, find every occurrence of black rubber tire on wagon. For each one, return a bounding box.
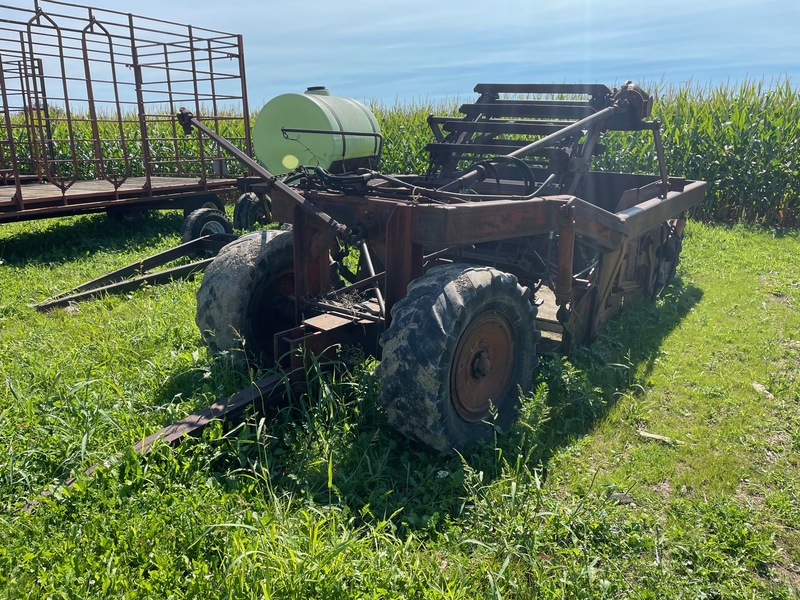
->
[233,192,272,230]
[195,229,294,362]
[181,207,234,243]
[183,193,225,218]
[377,264,539,452]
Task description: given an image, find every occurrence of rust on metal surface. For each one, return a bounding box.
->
[24,371,285,513]
[132,373,286,454]
[451,311,515,422]
[226,79,704,353]
[99,77,709,456]
[35,233,237,310]
[0,0,250,223]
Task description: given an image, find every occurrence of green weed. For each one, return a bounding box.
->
[1,101,800,596]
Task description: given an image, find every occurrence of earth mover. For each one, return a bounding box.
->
[181,82,706,452]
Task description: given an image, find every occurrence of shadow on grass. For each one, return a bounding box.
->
[516,276,704,473]
[0,210,184,267]
[142,276,702,531]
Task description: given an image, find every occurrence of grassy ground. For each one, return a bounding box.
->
[1,212,799,598]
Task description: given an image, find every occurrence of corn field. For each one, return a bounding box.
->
[4,80,799,227]
[373,80,800,227]
[593,80,800,227]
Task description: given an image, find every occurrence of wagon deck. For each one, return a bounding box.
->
[0,0,251,224]
[0,176,238,222]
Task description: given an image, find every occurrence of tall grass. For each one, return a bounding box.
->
[1,218,799,597]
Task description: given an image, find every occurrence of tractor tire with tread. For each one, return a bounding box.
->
[378,264,539,452]
[195,229,295,361]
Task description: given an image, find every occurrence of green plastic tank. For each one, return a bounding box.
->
[252,86,381,174]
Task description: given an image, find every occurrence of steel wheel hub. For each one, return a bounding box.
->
[451,311,515,422]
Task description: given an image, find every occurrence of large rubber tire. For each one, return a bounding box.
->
[233,192,272,230]
[181,208,233,243]
[195,229,294,361]
[183,193,225,218]
[377,264,539,452]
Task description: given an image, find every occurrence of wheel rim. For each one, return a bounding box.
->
[200,220,227,235]
[450,310,515,422]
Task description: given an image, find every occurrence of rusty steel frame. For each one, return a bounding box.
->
[34,232,237,310]
[0,0,251,223]
[268,182,704,347]
[252,82,706,354]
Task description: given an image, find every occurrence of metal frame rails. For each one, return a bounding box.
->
[0,0,252,223]
[255,82,707,353]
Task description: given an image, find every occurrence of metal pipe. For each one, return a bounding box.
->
[128,12,152,193]
[652,123,669,198]
[0,52,24,209]
[359,240,385,317]
[436,103,621,192]
[236,33,254,168]
[281,127,384,163]
[182,111,353,239]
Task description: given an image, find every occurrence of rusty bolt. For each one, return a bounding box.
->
[472,350,491,379]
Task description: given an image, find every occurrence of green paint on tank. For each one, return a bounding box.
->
[252,86,381,174]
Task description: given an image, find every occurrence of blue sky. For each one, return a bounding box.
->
[5,0,799,107]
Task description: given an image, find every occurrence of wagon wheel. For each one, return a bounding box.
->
[106,208,144,222]
[195,229,294,362]
[378,264,539,451]
[181,207,234,243]
[233,192,272,230]
[182,193,225,217]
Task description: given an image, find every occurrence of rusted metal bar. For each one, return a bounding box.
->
[133,372,286,453]
[384,203,423,319]
[617,180,707,237]
[555,202,576,306]
[35,259,213,310]
[459,100,597,120]
[436,104,621,192]
[187,24,208,188]
[128,12,152,194]
[473,83,612,96]
[183,112,354,239]
[26,8,80,195]
[34,233,236,310]
[235,33,253,170]
[359,240,385,317]
[652,123,670,198]
[0,54,24,209]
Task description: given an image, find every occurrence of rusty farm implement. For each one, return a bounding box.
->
[178,81,705,451]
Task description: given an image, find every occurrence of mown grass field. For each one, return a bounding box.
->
[1,82,800,598]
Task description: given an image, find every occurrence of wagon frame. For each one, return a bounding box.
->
[0,0,251,225]
[187,80,706,450]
